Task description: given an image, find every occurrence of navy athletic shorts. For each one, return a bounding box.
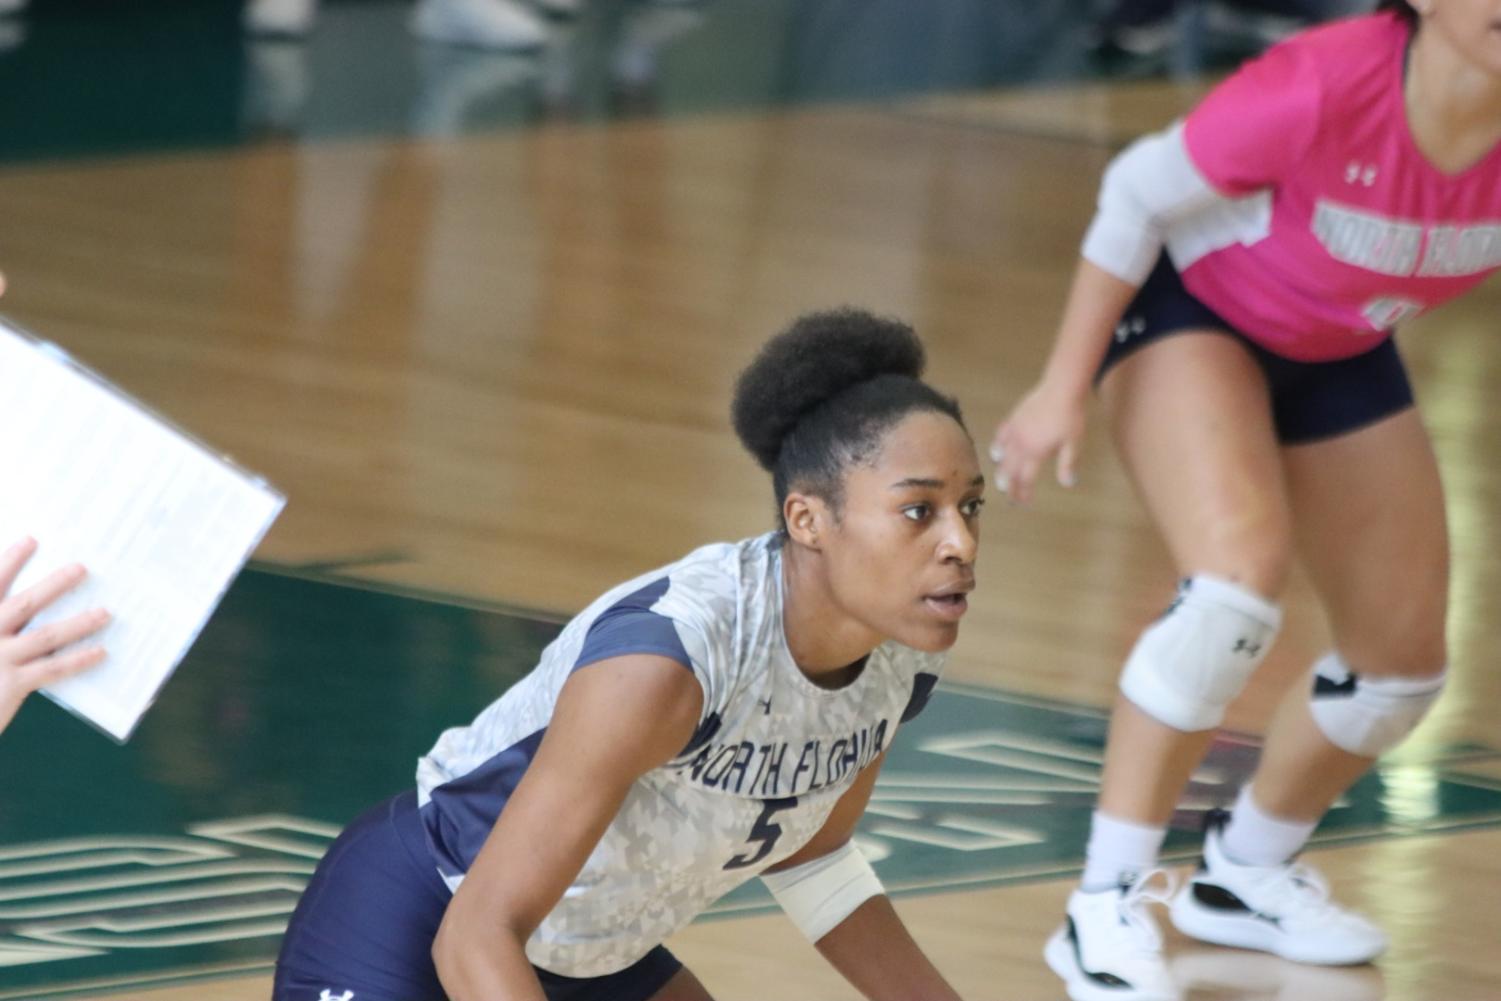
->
[1097,254,1415,444]
[273,791,684,1001]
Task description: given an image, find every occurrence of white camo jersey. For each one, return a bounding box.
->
[414,532,944,977]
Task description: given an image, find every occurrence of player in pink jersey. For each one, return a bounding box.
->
[992,2,1501,998]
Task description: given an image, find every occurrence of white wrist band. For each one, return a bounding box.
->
[759,840,884,942]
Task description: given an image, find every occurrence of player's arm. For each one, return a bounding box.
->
[1044,38,1319,406]
[430,652,703,1001]
[992,42,1318,503]
[993,125,1221,503]
[760,750,964,1001]
[1038,117,1256,404]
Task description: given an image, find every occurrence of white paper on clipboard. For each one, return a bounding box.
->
[0,318,286,742]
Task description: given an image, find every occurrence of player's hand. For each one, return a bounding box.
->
[0,537,110,736]
[989,381,1087,506]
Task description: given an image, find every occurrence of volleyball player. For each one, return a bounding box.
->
[274,308,985,1001]
[992,2,1501,997]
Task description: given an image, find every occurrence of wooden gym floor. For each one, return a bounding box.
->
[1,3,1498,999]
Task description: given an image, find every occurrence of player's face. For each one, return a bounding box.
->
[822,411,983,653]
[1427,0,1501,76]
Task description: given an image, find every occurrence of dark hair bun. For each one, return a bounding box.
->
[731,308,925,472]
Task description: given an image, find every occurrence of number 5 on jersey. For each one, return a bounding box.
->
[723,796,799,869]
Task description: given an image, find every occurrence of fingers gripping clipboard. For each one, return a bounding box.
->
[0,318,286,742]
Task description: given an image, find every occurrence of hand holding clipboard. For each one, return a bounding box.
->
[0,537,110,735]
[0,309,285,741]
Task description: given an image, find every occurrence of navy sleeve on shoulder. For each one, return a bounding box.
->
[901,672,940,723]
[573,577,694,673]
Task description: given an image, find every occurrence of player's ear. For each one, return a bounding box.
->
[783,492,827,551]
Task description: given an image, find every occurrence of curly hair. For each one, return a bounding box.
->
[730,308,966,528]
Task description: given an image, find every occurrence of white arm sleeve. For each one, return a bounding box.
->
[1080,122,1226,286]
[759,840,884,942]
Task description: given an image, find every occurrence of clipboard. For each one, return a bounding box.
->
[0,318,286,742]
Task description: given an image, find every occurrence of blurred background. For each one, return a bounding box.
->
[0,0,1369,157]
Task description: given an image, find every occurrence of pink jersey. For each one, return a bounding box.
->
[1176,12,1501,362]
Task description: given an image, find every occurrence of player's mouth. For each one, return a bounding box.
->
[923,580,974,621]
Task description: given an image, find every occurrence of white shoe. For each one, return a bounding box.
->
[1170,811,1387,965]
[1044,871,1182,1001]
[412,0,548,50]
[244,0,317,37]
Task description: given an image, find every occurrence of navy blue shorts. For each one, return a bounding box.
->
[1097,255,1415,444]
[273,791,684,1001]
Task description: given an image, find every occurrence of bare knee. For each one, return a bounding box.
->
[1343,627,1447,681]
[1333,584,1448,679]
[1182,510,1293,600]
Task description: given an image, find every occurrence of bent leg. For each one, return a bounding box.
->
[1096,331,1292,829]
[1250,407,1449,823]
[1163,411,1438,967]
[1165,412,1442,965]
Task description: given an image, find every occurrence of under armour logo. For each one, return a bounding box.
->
[1344,161,1378,186]
[1232,638,1262,656]
[320,991,355,1001]
[757,697,773,715]
[1113,316,1147,343]
[1361,296,1424,329]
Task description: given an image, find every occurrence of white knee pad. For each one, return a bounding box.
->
[1119,575,1283,732]
[1308,653,1446,758]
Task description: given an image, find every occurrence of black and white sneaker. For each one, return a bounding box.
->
[1044,870,1182,1001]
[1170,810,1387,965]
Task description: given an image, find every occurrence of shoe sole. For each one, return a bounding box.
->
[1170,888,1385,965]
[1044,928,1181,1001]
